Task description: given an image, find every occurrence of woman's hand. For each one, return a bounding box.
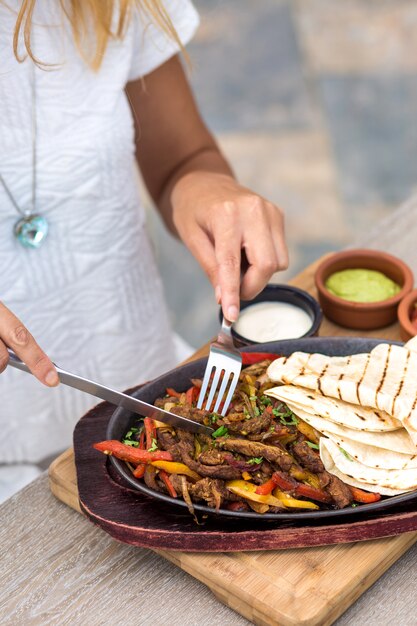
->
[0,302,59,386]
[171,171,288,321]
[127,55,288,319]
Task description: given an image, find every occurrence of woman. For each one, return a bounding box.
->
[0,0,287,489]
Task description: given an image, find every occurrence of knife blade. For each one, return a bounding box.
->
[7,349,214,436]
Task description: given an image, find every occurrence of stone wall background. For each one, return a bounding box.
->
[146,0,417,347]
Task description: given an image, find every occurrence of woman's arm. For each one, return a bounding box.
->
[126,55,288,322]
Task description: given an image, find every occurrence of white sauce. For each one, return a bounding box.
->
[234,301,313,343]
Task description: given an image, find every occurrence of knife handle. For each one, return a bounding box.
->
[7,348,65,376]
[7,349,33,374]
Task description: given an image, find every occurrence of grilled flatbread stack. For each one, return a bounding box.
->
[266,338,417,496]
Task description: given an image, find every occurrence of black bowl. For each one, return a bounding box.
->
[219,284,323,347]
[106,337,417,522]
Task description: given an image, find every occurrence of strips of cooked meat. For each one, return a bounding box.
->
[319,471,353,508]
[170,474,241,506]
[188,478,228,509]
[143,465,162,492]
[292,440,325,473]
[216,437,293,471]
[222,411,272,435]
[198,449,231,466]
[170,405,208,424]
[156,430,182,462]
[177,441,241,480]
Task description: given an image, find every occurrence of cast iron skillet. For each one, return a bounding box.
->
[107,337,417,521]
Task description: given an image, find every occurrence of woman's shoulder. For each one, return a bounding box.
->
[127,0,199,82]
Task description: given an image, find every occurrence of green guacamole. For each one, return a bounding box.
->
[325,268,401,303]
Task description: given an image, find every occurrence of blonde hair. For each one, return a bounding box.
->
[14,0,183,70]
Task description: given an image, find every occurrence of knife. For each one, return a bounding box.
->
[7,349,214,436]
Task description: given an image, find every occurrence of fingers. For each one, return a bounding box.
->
[270,204,289,270]
[0,340,9,374]
[176,190,289,320]
[0,302,59,386]
[212,203,242,322]
[241,200,288,301]
[181,227,219,291]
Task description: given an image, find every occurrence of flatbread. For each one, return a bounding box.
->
[279,404,417,455]
[320,438,417,494]
[267,343,417,446]
[265,385,401,432]
[319,439,407,497]
[321,432,417,470]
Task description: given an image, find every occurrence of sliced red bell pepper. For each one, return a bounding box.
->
[241,352,280,365]
[160,470,177,498]
[271,471,330,503]
[350,486,381,503]
[255,478,276,496]
[185,385,200,406]
[166,387,182,399]
[133,464,146,478]
[144,417,156,449]
[93,440,173,463]
[132,431,147,478]
[295,483,330,503]
[271,471,296,492]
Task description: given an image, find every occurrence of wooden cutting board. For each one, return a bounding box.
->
[48,255,417,626]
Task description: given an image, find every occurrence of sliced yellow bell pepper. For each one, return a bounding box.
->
[290,467,321,489]
[150,460,201,482]
[272,487,319,510]
[226,480,284,508]
[154,418,175,430]
[296,419,320,444]
[248,501,269,514]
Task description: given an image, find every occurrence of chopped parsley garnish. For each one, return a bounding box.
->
[148,438,158,452]
[122,424,142,447]
[212,425,229,439]
[124,427,139,439]
[339,447,354,461]
[306,442,320,450]
[247,457,263,465]
[210,413,220,424]
[122,439,139,447]
[260,396,272,406]
[272,407,299,426]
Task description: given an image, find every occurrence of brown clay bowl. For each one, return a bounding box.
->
[315,249,414,330]
[398,288,417,341]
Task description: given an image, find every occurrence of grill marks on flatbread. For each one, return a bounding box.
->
[266,386,402,432]
[276,405,416,455]
[267,344,417,446]
[321,433,417,470]
[356,353,370,407]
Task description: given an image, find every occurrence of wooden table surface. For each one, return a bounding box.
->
[1,195,417,626]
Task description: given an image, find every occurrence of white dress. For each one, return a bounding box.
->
[0,0,199,467]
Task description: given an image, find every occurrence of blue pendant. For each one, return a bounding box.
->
[14,214,48,249]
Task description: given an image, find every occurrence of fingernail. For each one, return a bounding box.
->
[227,305,239,322]
[215,286,221,304]
[45,370,59,387]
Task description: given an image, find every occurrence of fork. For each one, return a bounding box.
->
[197,318,242,416]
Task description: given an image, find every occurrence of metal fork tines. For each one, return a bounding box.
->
[197,318,242,416]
